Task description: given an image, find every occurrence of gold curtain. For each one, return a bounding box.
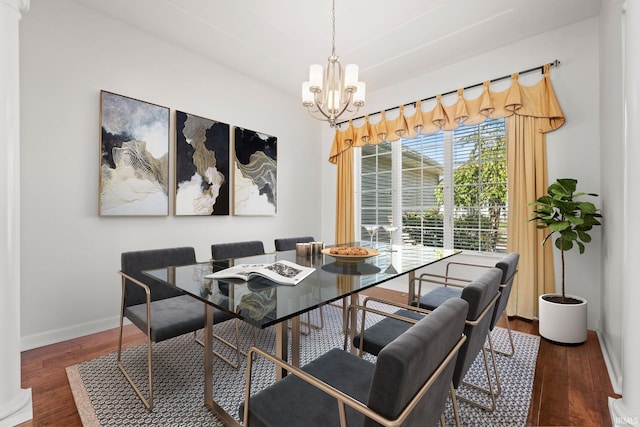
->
[330,125,355,245]
[328,63,565,319]
[506,115,557,318]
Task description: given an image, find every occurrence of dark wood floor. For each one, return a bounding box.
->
[17,287,620,427]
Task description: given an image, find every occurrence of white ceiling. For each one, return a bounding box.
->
[73,0,601,98]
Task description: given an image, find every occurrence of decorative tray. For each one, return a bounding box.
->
[321,248,380,263]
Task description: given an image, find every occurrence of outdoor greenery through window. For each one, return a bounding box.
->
[356,118,507,253]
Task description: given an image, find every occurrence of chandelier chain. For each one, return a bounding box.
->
[331,0,336,57]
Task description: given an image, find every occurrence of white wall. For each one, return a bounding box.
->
[19,0,323,349]
[321,18,603,330]
[598,0,624,393]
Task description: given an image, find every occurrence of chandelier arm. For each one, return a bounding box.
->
[306,107,340,123]
[305,104,362,125]
[333,92,355,120]
[312,96,333,122]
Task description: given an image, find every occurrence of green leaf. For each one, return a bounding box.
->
[556,178,578,193]
[535,195,554,205]
[555,237,573,251]
[578,202,597,214]
[582,216,601,227]
[577,230,592,243]
[553,199,579,212]
[565,214,584,225]
[549,222,570,232]
[560,229,578,241]
[577,241,585,254]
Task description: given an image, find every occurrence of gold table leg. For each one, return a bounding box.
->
[203,304,241,427]
[348,294,359,355]
[291,316,300,367]
[275,316,301,379]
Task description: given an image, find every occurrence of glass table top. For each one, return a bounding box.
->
[144,243,458,329]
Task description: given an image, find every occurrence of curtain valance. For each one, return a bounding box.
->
[329,63,565,163]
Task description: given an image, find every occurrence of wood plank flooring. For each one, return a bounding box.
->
[17,287,619,426]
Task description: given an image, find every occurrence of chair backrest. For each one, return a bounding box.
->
[365,298,469,427]
[210,240,265,260]
[121,247,197,308]
[490,252,520,329]
[274,236,315,251]
[452,267,502,387]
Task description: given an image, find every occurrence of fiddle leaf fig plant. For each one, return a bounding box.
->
[529,178,602,302]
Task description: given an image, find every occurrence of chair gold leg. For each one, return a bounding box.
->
[496,314,516,357]
[302,307,325,331]
[117,281,154,410]
[457,347,497,411]
[293,288,325,335]
[117,332,154,411]
[194,322,244,369]
[486,332,502,396]
[291,306,325,335]
[194,318,263,369]
[449,381,462,427]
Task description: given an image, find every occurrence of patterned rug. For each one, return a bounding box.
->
[66,301,539,426]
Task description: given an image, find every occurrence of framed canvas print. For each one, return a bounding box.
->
[99,91,169,216]
[233,126,277,216]
[175,111,230,215]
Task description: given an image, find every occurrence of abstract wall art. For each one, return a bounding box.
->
[175,111,230,216]
[99,91,169,216]
[233,127,277,216]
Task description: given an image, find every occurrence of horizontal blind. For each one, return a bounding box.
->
[361,143,392,243]
[359,118,507,253]
[451,119,507,252]
[401,132,444,246]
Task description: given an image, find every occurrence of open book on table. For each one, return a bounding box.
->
[206,260,315,286]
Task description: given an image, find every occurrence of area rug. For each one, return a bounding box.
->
[67,302,539,426]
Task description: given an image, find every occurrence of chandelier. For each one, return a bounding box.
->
[301,0,365,127]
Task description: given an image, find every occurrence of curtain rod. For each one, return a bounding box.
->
[336,59,560,127]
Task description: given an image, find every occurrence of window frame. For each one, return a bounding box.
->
[354,118,507,254]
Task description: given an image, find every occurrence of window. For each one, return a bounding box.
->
[356,118,507,253]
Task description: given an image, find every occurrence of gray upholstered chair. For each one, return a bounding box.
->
[413,253,520,357]
[407,254,519,400]
[210,240,266,298]
[210,240,266,346]
[274,236,315,251]
[118,247,238,410]
[352,267,502,417]
[241,298,469,427]
[211,240,266,260]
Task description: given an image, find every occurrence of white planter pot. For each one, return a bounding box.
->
[538,294,588,344]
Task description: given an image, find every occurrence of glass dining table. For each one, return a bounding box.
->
[144,242,458,426]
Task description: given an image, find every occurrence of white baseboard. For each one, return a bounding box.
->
[597,330,623,394]
[20,315,125,351]
[0,388,32,427]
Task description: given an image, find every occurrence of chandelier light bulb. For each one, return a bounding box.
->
[344,64,358,90]
[309,65,323,92]
[353,82,366,107]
